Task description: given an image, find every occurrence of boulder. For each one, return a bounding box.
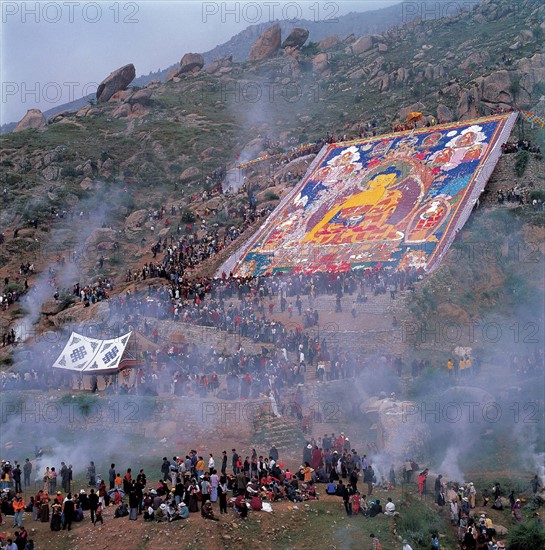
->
[82,160,96,178]
[248,24,281,61]
[318,35,340,51]
[205,55,232,74]
[166,66,179,81]
[43,150,59,167]
[273,154,316,181]
[516,53,545,104]
[14,109,46,132]
[199,146,219,161]
[128,88,153,105]
[457,87,480,119]
[80,177,94,190]
[282,28,309,48]
[47,111,70,124]
[480,70,512,104]
[179,53,204,74]
[352,35,375,54]
[108,89,132,103]
[179,166,201,182]
[378,43,388,52]
[85,228,117,248]
[519,29,534,44]
[96,63,136,102]
[99,158,114,177]
[312,53,329,72]
[42,166,60,181]
[112,104,132,119]
[398,102,426,121]
[436,104,454,123]
[396,67,409,82]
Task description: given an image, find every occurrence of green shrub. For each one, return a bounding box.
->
[514,150,530,177]
[181,209,196,223]
[264,191,280,201]
[396,502,443,546]
[507,521,545,550]
[529,189,545,202]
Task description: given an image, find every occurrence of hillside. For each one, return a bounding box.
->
[1,2,545,549]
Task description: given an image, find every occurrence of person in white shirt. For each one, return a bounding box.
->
[384,497,397,516]
[402,540,414,550]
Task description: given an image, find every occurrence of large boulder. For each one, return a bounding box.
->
[480,70,512,104]
[205,55,232,74]
[85,228,117,249]
[318,35,340,51]
[14,109,46,132]
[398,102,426,121]
[282,28,309,48]
[179,166,201,182]
[352,35,375,54]
[128,88,153,105]
[457,86,480,119]
[312,53,329,73]
[179,53,204,74]
[516,53,545,105]
[96,64,136,102]
[274,154,316,181]
[248,24,281,61]
[436,104,454,123]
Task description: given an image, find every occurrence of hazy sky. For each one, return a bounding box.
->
[1,1,399,123]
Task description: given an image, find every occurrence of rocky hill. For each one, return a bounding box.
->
[0,0,544,351]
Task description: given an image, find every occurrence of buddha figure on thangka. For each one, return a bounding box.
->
[229,115,515,276]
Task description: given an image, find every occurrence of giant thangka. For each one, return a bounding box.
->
[52,332,133,373]
[222,113,518,277]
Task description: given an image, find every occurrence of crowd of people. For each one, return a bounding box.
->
[1,437,542,549]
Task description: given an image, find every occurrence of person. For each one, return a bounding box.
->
[88,488,99,524]
[218,451,227,476]
[62,493,75,531]
[389,464,396,488]
[94,502,103,525]
[129,488,139,520]
[201,501,219,521]
[218,476,228,514]
[370,533,383,550]
[531,475,542,495]
[384,497,396,516]
[50,501,62,531]
[512,498,523,523]
[340,481,351,516]
[13,493,25,527]
[449,499,459,525]
[431,533,440,549]
[109,464,116,490]
[367,499,383,517]
[87,461,96,487]
[23,459,32,488]
[403,540,414,550]
[13,464,22,493]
